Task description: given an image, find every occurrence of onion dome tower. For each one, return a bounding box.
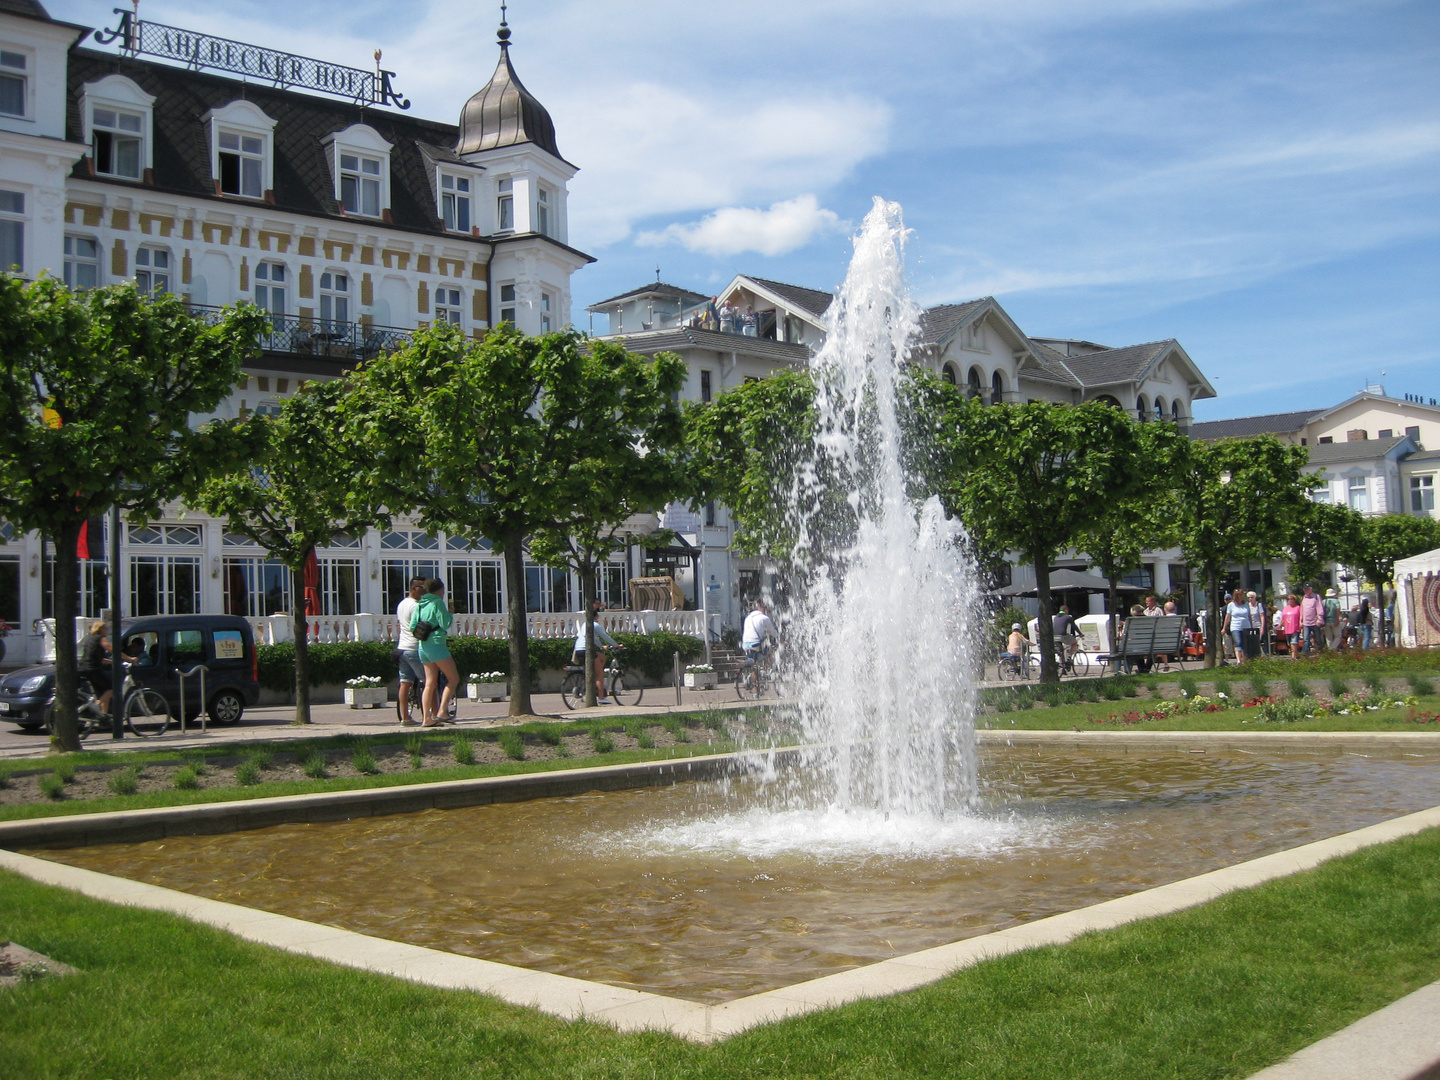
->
[455,12,560,160]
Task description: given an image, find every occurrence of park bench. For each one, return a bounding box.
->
[1098,615,1189,674]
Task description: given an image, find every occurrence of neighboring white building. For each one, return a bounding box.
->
[0,2,609,663]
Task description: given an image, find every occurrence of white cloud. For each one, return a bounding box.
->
[637,195,844,257]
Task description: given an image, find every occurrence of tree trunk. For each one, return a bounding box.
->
[581,558,597,707]
[50,521,83,752]
[504,533,533,716]
[1204,566,1221,668]
[1034,548,1058,683]
[291,558,311,724]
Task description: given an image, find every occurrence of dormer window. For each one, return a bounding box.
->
[92,107,143,178]
[440,174,471,232]
[496,178,513,232]
[536,186,550,236]
[0,50,26,118]
[340,154,382,217]
[218,132,264,197]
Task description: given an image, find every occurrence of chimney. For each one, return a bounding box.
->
[1346,429,1368,442]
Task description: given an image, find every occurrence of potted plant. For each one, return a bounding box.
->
[467,671,507,701]
[343,675,387,709]
[683,664,716,690]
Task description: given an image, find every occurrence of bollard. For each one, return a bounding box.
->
[177,665,209,733]
[673,650,682,706]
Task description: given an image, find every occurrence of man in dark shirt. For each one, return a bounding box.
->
[1052,605,1080,668]
[77,620,113,715]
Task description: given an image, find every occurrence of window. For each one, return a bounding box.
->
[1379,429,1393,439]
[700,369,712,403]
[42,557,109,619]
[254,261,286,315]
[63,236,100,289]
[1348,476,1369,513]
[218,131,264,197]
[540,291,552,332]
[993,370,1005,404]
[525,564,571,613]
[598,561,626,608]
[92,107,143,178]
[0,189,21,272]
[0,555,19,628]
[496,178,513,231]
[940,363,957,385]
[223,557,290,617]
[382,558,440,614]
[536,186,550,236]
[1312,485,1332,504]
[134,247,170,297]
[1319,436,1333,444]
[339,153,382,216]
[705,501,716,527]
[499,283,516,324]
[130,555,200,616]
[0,50,25,117]
[447,558,503,614]
[319,271,349,330]
[1412,476,1436,514]
[128,524,203,546]
[1406,426,1421,443]
[440,173,471,232]
[434,286,462,326]
[320,558,361,616]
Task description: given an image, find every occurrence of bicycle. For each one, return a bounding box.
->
[997,649,1031,681]
[44,664,173,739]
[561,652,643,709]
[1055,642,1090,678]
[396,671,457,725]
[734,645,781,699]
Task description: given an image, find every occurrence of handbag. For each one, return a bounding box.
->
[412,618,436,642]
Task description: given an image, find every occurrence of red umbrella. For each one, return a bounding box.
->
[303,548,321,617]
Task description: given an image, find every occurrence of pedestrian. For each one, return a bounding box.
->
[1356,597,1373,650]
[1299,584,1324,656]
[394,575,427,725]
[1323,588,1342,651]
[1244,590,1266,660]
[1279,593,1303,659]
[413,578,458,727]
[573,601,622,704]
[1222,591,1251,665]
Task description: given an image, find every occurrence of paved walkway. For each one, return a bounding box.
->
[0,686,756,761]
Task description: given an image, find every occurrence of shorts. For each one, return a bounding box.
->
[396,649,425,685]
[79,669,111,694]
[743,641,772,660]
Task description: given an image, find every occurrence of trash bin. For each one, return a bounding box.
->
[1241,626,1262,660]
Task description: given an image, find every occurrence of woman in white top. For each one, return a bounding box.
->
[1222,593,1252,664]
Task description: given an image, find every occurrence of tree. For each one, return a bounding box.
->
[936,397,1152,683]
[196,379,387,723]
[1284,499,1363,593]
[0,276,266,750]
[348,325,686,716]
[526,339,692,706]
[1343,513,1440,646]
[1172,436,1312,666]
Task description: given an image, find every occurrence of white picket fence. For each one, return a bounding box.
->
[41,609,707,659]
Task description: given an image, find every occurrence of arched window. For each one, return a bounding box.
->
[1172,399,1181,422]
[1094,395,1123,409]
[940,362,957,385]
[1154,396,1166,421]
[1136,395,1149,422]
[991,370,1005,403]
[967,366,983,399]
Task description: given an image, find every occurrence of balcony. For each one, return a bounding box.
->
[187,306,414,364]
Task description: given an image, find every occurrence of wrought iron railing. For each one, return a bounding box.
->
[187,305,414,363]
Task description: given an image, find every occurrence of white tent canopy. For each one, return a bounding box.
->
[1394,547,1440,648]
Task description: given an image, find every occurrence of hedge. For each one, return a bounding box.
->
[256,632,705,693]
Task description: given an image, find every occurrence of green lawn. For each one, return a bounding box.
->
[982,696,1440,732]
[3,826,1439,1078]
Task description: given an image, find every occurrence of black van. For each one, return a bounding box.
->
[0,614,260,729]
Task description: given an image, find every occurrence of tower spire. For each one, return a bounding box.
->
[498,2,510,47]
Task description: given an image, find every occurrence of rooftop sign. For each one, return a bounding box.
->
[93,8,411,110]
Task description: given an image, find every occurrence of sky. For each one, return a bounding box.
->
[57,0,1440,420]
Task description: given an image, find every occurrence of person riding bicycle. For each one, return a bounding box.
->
[741,599,779,667]
[573,601,621,705]
[1052,605,1081,669]
[1004,622,1032,675]
[77,620,114,717]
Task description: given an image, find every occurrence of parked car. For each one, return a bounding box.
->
[0,614,260,730]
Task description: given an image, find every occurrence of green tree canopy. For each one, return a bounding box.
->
[196,379,387,723]
[1285,499,1364,593]
[0,277,266,749]
[1343,512,1440,645]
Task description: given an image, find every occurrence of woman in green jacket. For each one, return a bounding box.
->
[413,578,458,727]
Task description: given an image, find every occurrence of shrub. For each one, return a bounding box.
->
[1366,673,1384,693]
[498,731,526,761]
[351,746,380,775]
[174,766,200,790]
[409,753,424,770]
[636,731,656,749]
[107,766,140,796]
[1288,676,1311,699]
[0,766,10,790]
[1098,680,1124,701]
[451,738,474,766]
[1409,674,1436,696]
[1179,675,1199,698]
[39,772,64,799]
[1074,681,1098,702]
[535,727,562,747]
[53,760,76,783]
[403,734,425,755]
[235,760,261,786]
[591,730,615,754]
[1250,675,1271,700]
[303,754,328,779]
[673,727,690,744]
[1329,675,1349,697]
[1214,678,1233,699]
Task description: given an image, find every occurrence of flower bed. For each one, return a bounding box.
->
[1091,688,1417,726]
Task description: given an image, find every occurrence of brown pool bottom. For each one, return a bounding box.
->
[33,745,1440,1003]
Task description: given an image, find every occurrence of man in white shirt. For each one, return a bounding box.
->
[395,576,427,725]
[741,600,779,663]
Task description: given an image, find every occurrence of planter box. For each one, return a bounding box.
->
[468,681,507,702]
[683,672,717,690]
[344,686,388,709]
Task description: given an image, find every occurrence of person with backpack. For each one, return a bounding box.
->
[413,578,458,727]
[1322,588,1342,651]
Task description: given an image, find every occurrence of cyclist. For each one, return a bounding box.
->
[77,620,114,717]
[1005,621,1032,677]
[1052,605,1081,671]
[573,601,621,704]
[741,599,779,669]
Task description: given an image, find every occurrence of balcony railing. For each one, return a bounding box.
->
[188,305,414,363]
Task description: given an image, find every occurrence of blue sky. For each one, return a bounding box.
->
[60,0,1440,419]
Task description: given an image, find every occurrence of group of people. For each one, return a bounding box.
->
[395,576,459,727]
[1219,584,1382,663]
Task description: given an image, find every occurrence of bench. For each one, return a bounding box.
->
[1097,615,1189,674]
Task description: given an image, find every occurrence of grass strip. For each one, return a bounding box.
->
[981,697,1440,732]
[2,827,1439,1078]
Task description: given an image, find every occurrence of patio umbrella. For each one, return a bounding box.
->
[303,548,322,617]
[995,569,1148,597]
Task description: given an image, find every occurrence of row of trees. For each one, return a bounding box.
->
[0,278,696,749]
